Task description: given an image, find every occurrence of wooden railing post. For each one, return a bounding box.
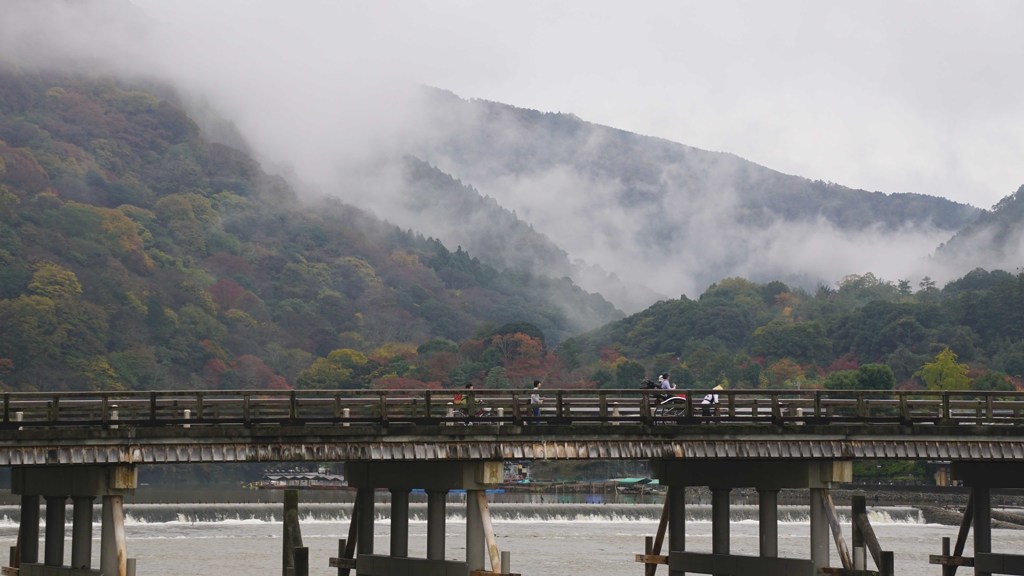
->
[195,391,205,420]
[48,396,59,422]
[378,392,388,425]
[640,390,652,424]
[511,392,521,425]
[101,395,110,425]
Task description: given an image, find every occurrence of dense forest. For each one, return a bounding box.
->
[1,68,1022,396]
[566,270,1024,392]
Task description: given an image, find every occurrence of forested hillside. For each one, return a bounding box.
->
[0,68,621,391]
[1,67,1021,396]
[562,270,1024,391]
[937,185,1024,270]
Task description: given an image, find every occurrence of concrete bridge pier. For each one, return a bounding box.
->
[341,461,509,576]
[7,465,137,576]
[651,460,852,576]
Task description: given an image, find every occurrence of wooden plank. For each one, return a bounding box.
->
[635,554,670,565]
[976,552,1024,575]
[477,491,501,574]
[822,490,853,570]
[929,555,975,567]
[646,494,670,576]
[338,498,359,576]
[328,558,357,569]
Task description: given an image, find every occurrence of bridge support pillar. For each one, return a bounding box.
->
[711,488,731,557]
[426,490,447,560]
[44,496,67,567]
[389,489,409,558]
[949,462,1024,576]
[466,489,485,571]
[356,488,375,556]
[758,489,778,558]
[18,495,40,565]
[345,461,504,576]
[973,487,991,576]
[668,484,685,574]
[71,496,95,569]
[9,465,136,576]
[809,488,830,571]
[652,460,851,576]
[100,495,128,576]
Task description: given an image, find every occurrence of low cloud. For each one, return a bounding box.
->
[3,0,1019,315]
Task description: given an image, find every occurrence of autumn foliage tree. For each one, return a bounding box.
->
[915,348,970,391]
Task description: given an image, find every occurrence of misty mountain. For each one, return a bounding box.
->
[0,67,622,389]
[385,157,664,314]
[388,88,981,311]
[935,185,1024,271]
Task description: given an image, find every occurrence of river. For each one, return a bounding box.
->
[1,493,1022,575]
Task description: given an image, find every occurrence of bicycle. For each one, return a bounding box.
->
[452,401,496,424]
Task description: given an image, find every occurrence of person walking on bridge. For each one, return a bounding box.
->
[701,384,723,417]
[454,383,473,408]
[529,379,544,419]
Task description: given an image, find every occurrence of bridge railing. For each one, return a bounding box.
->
[2,389,1023,429]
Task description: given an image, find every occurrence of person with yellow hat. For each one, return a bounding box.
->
[701,384,723,417]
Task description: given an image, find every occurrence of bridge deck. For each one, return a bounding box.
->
[1,389,1023,465]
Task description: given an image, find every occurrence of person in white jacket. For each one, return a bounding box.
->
[701,384,723,417]
[529,380,543,418]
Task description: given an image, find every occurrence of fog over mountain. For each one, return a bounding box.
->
[3,0,1020,315]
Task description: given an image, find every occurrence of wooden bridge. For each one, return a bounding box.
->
[3,388,1024,576]
[2,388,1024,465]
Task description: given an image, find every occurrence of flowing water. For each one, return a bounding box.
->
[1,495,1022,575]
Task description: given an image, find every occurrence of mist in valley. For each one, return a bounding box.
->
[3,0,1022,314]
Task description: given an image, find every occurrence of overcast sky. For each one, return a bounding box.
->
[124,0,1024,210]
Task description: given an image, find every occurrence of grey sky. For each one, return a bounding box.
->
[126,0,1024,209]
